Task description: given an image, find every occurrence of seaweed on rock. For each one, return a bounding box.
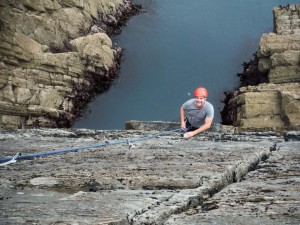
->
[237,53,269,87]
[68,48,124,125]
[220,53,269,126]
[220,90,238,126]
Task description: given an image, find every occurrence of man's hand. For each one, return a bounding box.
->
[183,132,189,138]
[183,131,195,138]
[184,118,213,138]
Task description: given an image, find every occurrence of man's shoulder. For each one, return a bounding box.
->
[182,99,195,109]
[183,98,194,105]
[205,101,214,108]
[204,101,214,112]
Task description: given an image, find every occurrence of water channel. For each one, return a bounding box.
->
[73,0,299,130]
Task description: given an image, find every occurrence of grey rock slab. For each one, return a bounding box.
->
[0,188,176,224]
[0,128,298,224]
[165,141,300,225]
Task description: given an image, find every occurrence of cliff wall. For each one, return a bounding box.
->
[227,4,300,131]
[1,2,299,131]
[0,0,136,129]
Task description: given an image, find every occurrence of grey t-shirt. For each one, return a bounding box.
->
[182,99,214,128]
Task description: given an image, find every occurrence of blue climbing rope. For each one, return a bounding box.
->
[0,128,181,165]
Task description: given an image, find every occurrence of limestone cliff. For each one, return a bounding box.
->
[0,0,138,129]
[223,4,300,131]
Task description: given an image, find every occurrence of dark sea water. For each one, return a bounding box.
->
[73,0,299,130]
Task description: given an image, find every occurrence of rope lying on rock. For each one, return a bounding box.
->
[0,128,181,166]
[0,153,20,166]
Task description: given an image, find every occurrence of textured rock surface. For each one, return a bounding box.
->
[0,0,135,129]
[258,5,300,83]
[165,141,300,225]
[0,124,299,224]
[231,82,300,130]
[228,4,300,131]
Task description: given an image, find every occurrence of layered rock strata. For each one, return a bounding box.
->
[0,0,138,129]
[224,4,300,131]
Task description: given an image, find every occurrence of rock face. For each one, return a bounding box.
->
[1,3,298,131]
[0,0,137,129]
[258,5,300,84]
[234,83,300,130]
[225,5,300,131]
[0,124,299,224]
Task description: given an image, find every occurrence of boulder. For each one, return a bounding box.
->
[232,83,300,131]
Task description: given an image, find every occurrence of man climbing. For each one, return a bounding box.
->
[180,87,214,138]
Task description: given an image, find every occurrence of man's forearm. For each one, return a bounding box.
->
[187,118,213,137]
[180,107,185,125]
[194,123,211,135]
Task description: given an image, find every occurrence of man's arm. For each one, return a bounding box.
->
[184,117,213,138]
[180,107,186,129]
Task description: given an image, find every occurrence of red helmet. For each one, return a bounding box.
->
[194,87,208,98]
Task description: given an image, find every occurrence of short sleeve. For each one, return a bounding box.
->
[206,103,214,118]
